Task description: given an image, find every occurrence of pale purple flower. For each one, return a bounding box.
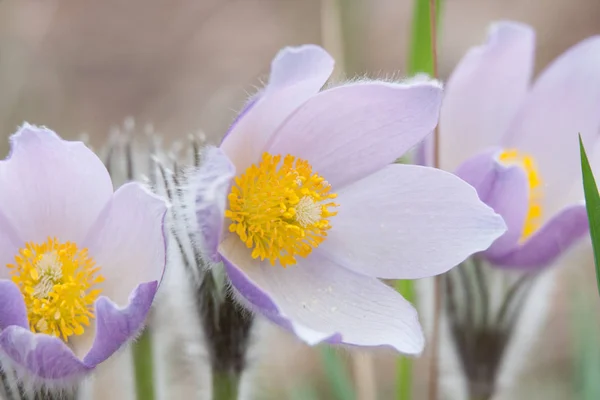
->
[193,45,506,354]
[0,124,166,389]
[431,21,600,270]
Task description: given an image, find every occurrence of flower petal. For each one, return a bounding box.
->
[317,164,506,279]
[0,210,24,280]
[504,36,600,217]
[193,147,235,262]
[83,183,166,306]
[488,204,589,269]
[455,150,529,258]
[82,282,158,366]
[219,237,425,354]
[222,90,263,141]
[439,22,535,171]
[267,81,443,189]
[0,124,113,244]
[221,45,334,173]
[0,326,92,384]
[0,281,28,330]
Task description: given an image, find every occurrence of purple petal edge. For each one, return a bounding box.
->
[83,281,158,366]
[220,251,342,345]
[0,326,93,382]
[0,280,28,330]
[488,204,589,269]
[221,91,263,143]
[455,150,529,259]
[0,282,157,384]
[194,147,235,263]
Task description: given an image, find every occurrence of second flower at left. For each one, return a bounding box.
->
[0,123,167,388]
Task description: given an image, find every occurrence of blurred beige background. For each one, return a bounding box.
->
[1,0,599,398]
[1,0,599,146]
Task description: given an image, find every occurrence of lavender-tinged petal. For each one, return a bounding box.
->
[489,205,589,269]
[0,326,92,383]
[439,22,535,171]
[504,36,600,218]
[267,81,443,189]
[193,147,235,262]
[221,45,334,173]
[219,237,425,354]
[82,281,157,366]
[455,150,529,258]
[0,210,23,280]
[317,164,505,279]
[413,135,433,166]
[222,90,263,142]
[220,244,338,345]
[0,123,113,244]
[83,183,167,306]
[0,281,28,330]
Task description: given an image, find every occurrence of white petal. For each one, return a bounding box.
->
[220,237,425,353]
[318,164,506,279]
[0,124,113,244]
[83,183,167,306]
[505,36,600,218]
[221,45,334,173]
[440,22,535,171]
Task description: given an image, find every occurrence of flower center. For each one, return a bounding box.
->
[498,148,543,241]
[225,152,339,267]
[7,238,104,341]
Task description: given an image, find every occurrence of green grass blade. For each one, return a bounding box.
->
[320,346,356,400]
[407,0,443,76]
[579,135,600,297]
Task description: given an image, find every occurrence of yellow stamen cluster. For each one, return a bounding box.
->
[225,152,339,267]
[498,149,543,240]
[7,238,104,341]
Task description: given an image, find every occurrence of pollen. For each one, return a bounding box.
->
[225,152,339,267]
[7,237,104,341]
[498,148,543,241]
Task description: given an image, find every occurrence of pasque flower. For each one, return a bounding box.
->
[0,124,166,388]
[193,45,506,354]
[430,21,600,269]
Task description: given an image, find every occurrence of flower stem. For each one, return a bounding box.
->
[398,0,443,399]
[133,328,155,400]
[212,372,240,400]
[395,280,415,400]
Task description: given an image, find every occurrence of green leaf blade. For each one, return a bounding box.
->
[579,135,600,298]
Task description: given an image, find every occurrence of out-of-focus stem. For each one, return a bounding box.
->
[428,0,441,397]
[133,328,155,400]
[352,351,377,400]
[213,372,240,400]
[395,279,415,400]
[321,0,346,79]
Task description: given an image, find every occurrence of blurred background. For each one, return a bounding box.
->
[1,0,599,398]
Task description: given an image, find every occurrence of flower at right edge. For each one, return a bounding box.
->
[415,21,600,399]
[191,44,507,355]
[429,21,600,269]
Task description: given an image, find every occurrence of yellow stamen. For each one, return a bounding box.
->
[7,237,104,341]
[498,149,543,241]
[225,152,339,267]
